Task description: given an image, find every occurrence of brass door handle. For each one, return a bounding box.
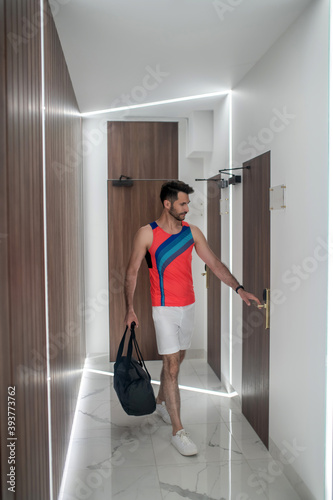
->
[257,288,270,330]
[201,266,209,288]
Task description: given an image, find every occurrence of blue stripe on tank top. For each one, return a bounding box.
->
[156,231,194,272]
[157,237,194,306]
[158,235,194,305]
[155,227,194,306]
[160,238,194,275]
[152,224,187,306]
[159,274,165,306]
[154,226,191,265]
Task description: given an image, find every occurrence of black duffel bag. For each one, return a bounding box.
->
[113,322,156,416]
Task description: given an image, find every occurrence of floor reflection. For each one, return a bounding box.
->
[60,355,300,500]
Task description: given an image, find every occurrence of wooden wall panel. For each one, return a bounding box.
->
[0,1,85,499]
[3,0,50,499]
[44,2,85,497]
[0,0,12,498]
[108,121,178,360]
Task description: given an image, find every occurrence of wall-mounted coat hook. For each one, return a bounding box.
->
[109,176,173,187]
[111,175,134,187]
[219,165,251,175]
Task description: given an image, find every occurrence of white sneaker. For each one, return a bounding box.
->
[171,429,198,456]
[156,402,172,424]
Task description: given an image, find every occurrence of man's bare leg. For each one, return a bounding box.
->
[156,350,186,435]
[157,350,185,402]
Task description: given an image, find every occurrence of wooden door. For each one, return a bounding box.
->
[242,151,271,448]
[207,176,221,379]
[108,121,178,361]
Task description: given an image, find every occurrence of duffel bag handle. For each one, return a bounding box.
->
[131,330,151,380]
[116,322,151,379]
[115,321,136,366]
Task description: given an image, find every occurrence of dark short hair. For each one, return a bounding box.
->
[160,180,194,205]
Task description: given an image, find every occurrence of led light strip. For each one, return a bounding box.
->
[326,1,333,497]
[80,90,229,117]
[58,368,85,500]
[228,91,233,386]
[86,368,238,398]
[228,91,233,500]
[39,1,53,499]
[228,92,234,500]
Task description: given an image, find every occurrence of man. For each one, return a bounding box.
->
[124,180,260,456]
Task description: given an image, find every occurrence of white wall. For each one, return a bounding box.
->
[181,97,232,358]
[82,117,110,354]
[202,97,232,384]
[178,118,207,354]
[231,1,329,498]
[82,116,208,356]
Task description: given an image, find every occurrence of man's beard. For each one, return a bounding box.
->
[169,205,186,221]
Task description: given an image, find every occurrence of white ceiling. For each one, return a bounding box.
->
[52,0,313,116]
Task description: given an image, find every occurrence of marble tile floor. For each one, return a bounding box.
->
[60,354,301,500]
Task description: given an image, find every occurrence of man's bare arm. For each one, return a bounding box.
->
[191,225,260,306]
[124,226,152,327]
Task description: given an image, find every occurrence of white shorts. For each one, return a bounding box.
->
[152,303,195,355]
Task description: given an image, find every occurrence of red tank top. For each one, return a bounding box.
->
[145,221,195,307]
